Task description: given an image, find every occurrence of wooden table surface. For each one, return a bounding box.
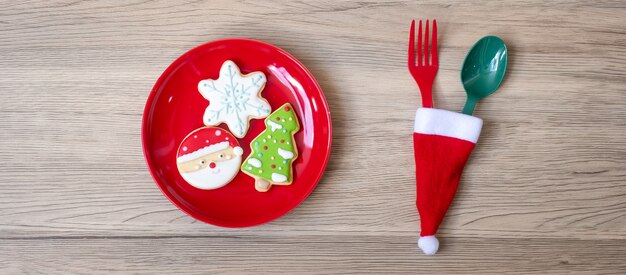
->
[1,0,625,274]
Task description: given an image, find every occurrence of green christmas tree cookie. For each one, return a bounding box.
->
[241,103,300,192]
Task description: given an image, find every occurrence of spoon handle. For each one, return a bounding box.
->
[462,97,478,115]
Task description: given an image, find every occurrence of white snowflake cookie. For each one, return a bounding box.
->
[198,60,271,138]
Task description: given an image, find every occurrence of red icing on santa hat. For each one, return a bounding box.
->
[177,127,242,163]
[412,108,483,255]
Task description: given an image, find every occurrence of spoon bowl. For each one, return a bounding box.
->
[461,36,508,115]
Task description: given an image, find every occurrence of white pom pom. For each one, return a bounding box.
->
[418,235,439,255]
[233,146,243,156]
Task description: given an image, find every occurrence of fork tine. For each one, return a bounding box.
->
[424,20,430,66]
[417,20,422,66]
[432,19,438,66]
[408,20,415,67]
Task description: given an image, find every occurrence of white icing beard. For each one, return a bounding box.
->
[180,155,241,190]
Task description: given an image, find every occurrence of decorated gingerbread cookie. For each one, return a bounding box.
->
[241,103,300,192]
[198,60,272,138]
[176,127,244,190]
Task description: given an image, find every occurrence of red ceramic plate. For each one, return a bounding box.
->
[142,39,331,227]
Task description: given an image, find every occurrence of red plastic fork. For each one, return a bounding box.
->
[408,19,438,108]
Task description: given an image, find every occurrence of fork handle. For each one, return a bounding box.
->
[418,82,433,108]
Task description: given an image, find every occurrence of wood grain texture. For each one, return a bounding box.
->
[1,0,625,273]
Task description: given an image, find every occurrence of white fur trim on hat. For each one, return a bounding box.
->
[414,108,483,143]
[233,146,243,156]
[177,141,229,163]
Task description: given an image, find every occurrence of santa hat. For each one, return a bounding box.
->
[413,108,482,255]
[177,127,243,163]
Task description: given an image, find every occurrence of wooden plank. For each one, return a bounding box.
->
[1,236,625,274]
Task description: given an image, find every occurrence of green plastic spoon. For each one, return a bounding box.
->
[461,36,508,115]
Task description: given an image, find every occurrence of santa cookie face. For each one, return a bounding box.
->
[176,127,243,190]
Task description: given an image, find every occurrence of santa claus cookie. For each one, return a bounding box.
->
[241,103,300,192]
[198,60,272,138]
[176,127,244,190]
